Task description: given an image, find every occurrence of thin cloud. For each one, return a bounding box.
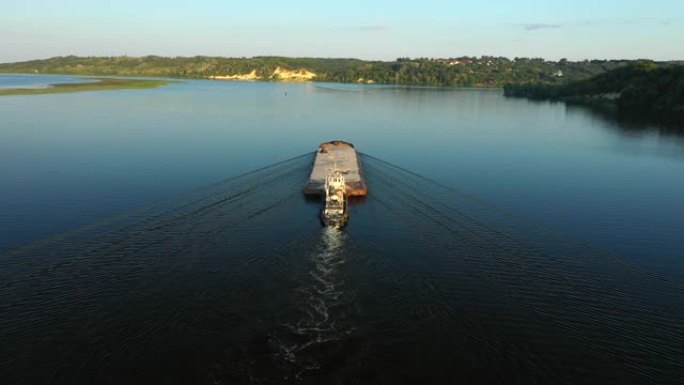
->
[0,29,38,37]
[579,17,679,27]
[358,25,388,32]
[522,23,561,31]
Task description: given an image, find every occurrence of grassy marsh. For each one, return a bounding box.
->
[0,78,171,96]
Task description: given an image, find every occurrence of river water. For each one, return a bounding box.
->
[1,74,682,384]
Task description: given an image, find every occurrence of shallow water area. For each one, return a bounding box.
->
[0,73,97,89]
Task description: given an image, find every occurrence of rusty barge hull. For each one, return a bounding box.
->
[303,141,368,197]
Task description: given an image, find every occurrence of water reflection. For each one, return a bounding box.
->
[272,227,356,376]
[567,103,684,137]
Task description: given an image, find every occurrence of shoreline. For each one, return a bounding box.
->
[0,72,505,91]
[0,77,172,96]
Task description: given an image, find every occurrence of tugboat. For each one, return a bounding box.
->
[321,168,349,228]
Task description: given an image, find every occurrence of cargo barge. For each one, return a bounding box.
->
[304,141,367,228]
[303,141,368,197]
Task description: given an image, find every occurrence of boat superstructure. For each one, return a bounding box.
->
[321,168,349,228]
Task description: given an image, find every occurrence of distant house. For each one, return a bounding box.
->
[554,70,564,77]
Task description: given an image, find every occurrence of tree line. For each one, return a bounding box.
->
[504,62,684,122]
[0,55,638,87]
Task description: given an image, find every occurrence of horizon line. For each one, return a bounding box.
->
[2,54,682,65]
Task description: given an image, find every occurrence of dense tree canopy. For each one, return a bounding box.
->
[0,55,635,88]
[504,62,684,120]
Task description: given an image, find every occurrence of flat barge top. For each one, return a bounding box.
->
[304,141,368,197]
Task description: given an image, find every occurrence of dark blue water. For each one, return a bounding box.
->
[1,74,683,384]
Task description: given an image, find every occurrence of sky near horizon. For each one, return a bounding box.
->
[1,0,682,62]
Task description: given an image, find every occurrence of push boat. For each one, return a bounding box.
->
[321,169,349,227]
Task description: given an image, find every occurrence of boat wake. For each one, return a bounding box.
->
[270,227,356,376]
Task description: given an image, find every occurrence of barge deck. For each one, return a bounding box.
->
[303,141,368,197]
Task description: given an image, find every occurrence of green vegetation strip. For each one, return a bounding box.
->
[504,62,684,120]
[0,78,171,96]
[0,55,643,87]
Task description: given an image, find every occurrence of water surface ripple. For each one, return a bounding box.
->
[0,153,682,384]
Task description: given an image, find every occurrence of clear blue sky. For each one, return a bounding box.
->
[1,0,682,62]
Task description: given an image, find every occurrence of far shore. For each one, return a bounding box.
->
[0,77,171,96]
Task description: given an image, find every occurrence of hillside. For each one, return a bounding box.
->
[0,55,634,87]
[504,62,684,122]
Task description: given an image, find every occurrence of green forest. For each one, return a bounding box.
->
[504,62,684,120]
[3,55,682,121]
[0,55,635,87]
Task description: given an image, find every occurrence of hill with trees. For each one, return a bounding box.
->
[504,62,684,123]
[0,55,633,87]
